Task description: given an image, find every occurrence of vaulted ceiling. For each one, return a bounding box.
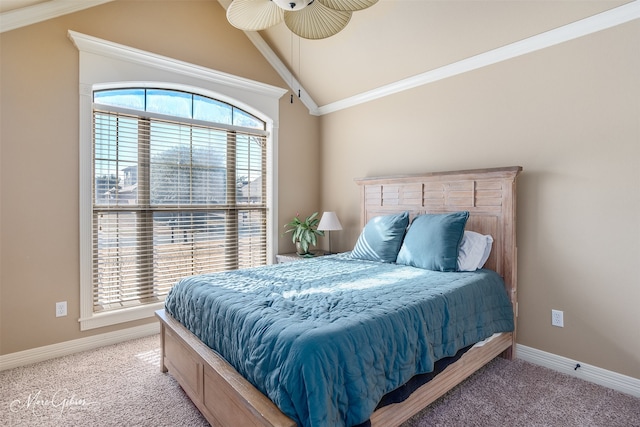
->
[1,0,637,115]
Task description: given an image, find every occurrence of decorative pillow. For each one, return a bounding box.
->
[457,231,493,271]
[350,211,409,263]
[396,211,469,271]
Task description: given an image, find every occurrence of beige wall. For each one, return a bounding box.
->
[320,21,640,379]
[1,0,638,382]
[0,1,320,354]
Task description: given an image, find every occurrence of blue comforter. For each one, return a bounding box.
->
[164,253,514,427]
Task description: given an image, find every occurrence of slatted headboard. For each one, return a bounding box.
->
[354,166,522,349]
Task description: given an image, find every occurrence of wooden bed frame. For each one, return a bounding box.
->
[156,166,522,427]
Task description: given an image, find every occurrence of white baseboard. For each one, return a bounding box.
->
[516,344,640,398]
[0,322,159,371]
[2,328,638,399]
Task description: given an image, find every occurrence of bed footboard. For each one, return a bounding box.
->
[156,309,296,427]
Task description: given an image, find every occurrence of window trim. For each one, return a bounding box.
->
[70,30,287,330]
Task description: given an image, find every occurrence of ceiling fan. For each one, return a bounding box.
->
[226,0,379,40]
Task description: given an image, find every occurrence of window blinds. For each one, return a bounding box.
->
[92,109,267,312]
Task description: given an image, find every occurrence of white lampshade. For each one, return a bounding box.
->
[317,211,342,231]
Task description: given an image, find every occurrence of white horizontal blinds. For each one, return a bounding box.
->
[94,112,148,310]
[238,209,267,268]
[236,131,267,269]
[92,102,267,313]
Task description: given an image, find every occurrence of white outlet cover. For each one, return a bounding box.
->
[551,309,564,327]
[56,301,67,317]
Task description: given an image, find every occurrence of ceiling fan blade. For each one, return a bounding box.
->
[317,0,378,12]
[285,1,351,39]
[227,0,284,31]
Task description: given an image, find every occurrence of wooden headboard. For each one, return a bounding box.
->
[354,166,522,321]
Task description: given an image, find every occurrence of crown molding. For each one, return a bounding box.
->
[243,31,321,115]
[67,30,287,100]
[0,0,113,33]
[0,0,313,110]
[316,0,640,115]
[216,0,320,115]
[3,0,638,117]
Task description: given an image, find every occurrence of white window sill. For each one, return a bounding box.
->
[79,302,164,331]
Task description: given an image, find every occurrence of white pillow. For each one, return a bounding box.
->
[457,231,493,271]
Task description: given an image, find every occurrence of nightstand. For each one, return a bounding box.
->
[276,251,327,264]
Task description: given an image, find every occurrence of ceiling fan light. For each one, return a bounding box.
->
[272,0,312,12]
[225,0,376,38]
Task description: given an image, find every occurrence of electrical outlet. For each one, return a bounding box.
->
[56,301,67,317]
[551,309,564,327]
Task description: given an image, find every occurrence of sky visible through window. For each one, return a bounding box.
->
[94,88,265,129]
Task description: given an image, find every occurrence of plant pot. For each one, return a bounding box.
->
[295,242,309,256]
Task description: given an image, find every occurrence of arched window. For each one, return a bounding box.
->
[92,88,268,315]
[70,31,287,330]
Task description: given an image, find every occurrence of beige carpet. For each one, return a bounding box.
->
[1,334,638,427]
[1,335,209,427]
[402,357,640,427]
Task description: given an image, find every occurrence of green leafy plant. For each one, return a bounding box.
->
[283,212,324,255]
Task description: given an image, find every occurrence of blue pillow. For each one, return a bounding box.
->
[396,211,469,271]
[350,211,409,263]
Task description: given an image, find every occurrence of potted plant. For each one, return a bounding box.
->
[283,212,324,256]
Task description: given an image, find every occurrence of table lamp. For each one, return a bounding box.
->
[317,211,342,255]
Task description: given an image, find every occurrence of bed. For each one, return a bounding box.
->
[156,166,522,427]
